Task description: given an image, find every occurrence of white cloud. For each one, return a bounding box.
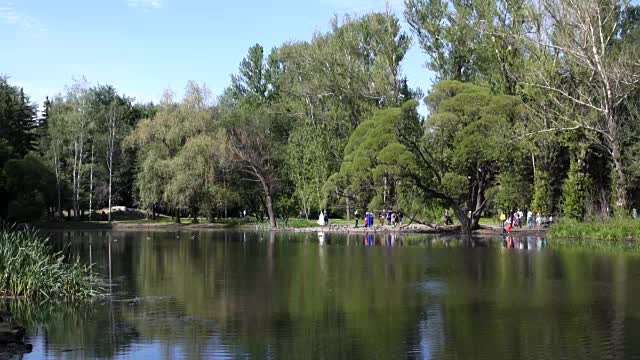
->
[126,0,164,9]
[0,1,47,34]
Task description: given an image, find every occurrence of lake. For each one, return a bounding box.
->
[9,230,640,359]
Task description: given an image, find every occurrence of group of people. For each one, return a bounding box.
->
[499,208,553,233]
[354,209,403,228]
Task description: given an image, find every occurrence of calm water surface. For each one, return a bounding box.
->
[9,230,640,359]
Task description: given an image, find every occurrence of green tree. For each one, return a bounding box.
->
[2,153,56,221]
[531,170,552,214]
[521,0,640,210]
[404,0,534,94]
[225,105,283,228]
[331,101,420,213]
[287,125,330,219]
[47,77,95,219]
[0,77,38,158]
[127,82,215,222]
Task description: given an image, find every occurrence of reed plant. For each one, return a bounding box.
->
[0,225,101,301]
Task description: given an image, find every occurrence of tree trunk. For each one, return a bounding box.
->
[191,203,199,224]
[175,209,181,224]
[108,164,112,223]
[346,197,350,221]
[451,204,472,235]
[89,143,94,221]
[265,195,276,229]
[223,176,228,219]
[53,142,62,218]
[75,135,84,221]
[72,141,78,219]
[611,142,628,210]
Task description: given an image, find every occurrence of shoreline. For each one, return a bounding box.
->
[284,224,547,236]
[33,221,548,236]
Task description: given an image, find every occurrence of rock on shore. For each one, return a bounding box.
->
[0,311,32,357]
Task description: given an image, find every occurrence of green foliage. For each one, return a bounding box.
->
[495,171,532,212]
[287,125,330,218]
[418,81,525,228]
[0,76,38,158]
[127,82,223,219]
[0,226,100,300]
[2,5,640,229]
[333,101,419,212]
[531,171,552,214]
[3,153,56,221]
[404,0,532,93]
[562,157,591,220]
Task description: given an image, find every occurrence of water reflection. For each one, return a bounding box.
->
[502,235,548,250]
[4,230,640,359]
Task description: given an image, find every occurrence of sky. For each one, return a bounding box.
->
[0,0,434,108]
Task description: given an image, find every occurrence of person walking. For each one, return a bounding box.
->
[527,210,534,228]
[499,211,507,233]
[355,210,360,228]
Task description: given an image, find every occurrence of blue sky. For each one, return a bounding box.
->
[0,0,433,107]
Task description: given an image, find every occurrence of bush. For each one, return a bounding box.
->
[0,225,101,301]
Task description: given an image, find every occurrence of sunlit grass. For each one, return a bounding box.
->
[549,218,640,241]
[277,218,356,228]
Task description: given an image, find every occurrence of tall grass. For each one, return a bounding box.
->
[0,225,101,301]
[549,218,640,241]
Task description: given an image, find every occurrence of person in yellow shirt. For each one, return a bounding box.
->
[499,212,507,234]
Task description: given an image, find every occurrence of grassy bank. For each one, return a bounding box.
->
[549,218,640,241]
[280,218,353,228]
[0,226,100,301]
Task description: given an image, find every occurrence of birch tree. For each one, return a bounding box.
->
[69,77,91,219]
[523,0,640,209]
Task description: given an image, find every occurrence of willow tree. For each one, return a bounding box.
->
[279,13,411,130]
[127,82,214,222]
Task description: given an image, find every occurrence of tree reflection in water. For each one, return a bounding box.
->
[13,230,640,359]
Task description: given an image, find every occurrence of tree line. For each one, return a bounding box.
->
[0,0,638,232]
